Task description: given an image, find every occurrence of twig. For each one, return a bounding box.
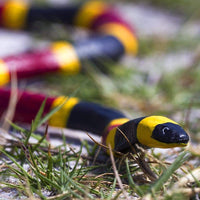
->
[108,144,130,200]
[117,127,157,181]
[86,132,124,156]
[2,71,18,131]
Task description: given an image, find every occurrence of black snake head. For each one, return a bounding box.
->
[136,116,190,148]
[105,116,189,154]
[151,122,189,145]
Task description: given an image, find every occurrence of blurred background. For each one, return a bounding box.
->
[0,0,199,142]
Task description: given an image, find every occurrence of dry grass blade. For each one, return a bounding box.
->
[188,143,200,156]
[86,132,109,150]
[175,167,200,187]
[94,173,115,179]
[135,144,167,167]
[92,146,101,165]
[108,144,130,200]
[131,154,157,182]
[167,188,200,198]
[86,132,124,156]
[0,129,10,146]
[117,127,157,181]
[2,71,18,131]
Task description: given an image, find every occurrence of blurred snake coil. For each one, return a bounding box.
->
[0,0,189,154]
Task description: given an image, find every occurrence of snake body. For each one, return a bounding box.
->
[0,1,189,153]
[0,0,137,86]
[0,88,189,153]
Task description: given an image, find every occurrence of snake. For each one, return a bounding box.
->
[0,0,189,154]
[0,0,137,85]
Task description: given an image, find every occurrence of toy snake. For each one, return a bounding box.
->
[0,1,189,153]
[0,88,189,153]
[0,0,137,85]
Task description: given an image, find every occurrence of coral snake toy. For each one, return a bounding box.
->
[0,0,189,154]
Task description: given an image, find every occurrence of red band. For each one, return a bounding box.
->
[3,48,60,79]
[0,4,4,26]
[102,123,121,145]
[91,9,134,33]
[0,88,55,124]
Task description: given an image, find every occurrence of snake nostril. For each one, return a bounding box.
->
[178,133,189,143]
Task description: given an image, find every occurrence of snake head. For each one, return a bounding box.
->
[136,116,190,148]
[151,122,189,146]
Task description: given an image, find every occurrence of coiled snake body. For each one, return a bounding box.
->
[0,1,189,153]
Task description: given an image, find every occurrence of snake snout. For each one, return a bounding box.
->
[176,131,189,144]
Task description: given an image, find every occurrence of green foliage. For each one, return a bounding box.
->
[0,104,198,199]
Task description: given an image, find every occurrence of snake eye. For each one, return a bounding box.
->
[162,127,171,135]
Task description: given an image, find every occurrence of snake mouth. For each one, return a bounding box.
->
[176,133,189,144]
[180,143,188,146]
[178,138,189,144]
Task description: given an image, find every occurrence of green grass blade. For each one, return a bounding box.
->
[0,182,24,190]
[37,97,69,127]
[107,178,117,200]
[32,99,47,132]
[151,151,190,193]
[37,84,83,127]
[69,144,83,178]
[32,126,49,152]
[47,146,53,180]
[125,158,144,196]
[2,163,29,181]
[9,121,29,135]
[47,189,83,200]
[63,173,94,199]
[24,130,33,146]
[0,149,33,180]
[35,170,61,190]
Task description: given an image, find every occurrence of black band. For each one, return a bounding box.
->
[67,101,126,135]
[26,3,82,27]
[75,35,125,61]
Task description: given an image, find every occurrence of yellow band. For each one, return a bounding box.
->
[106,127,117,150]
[51,42,80,74]
[74,1,107,28]
[105,118,129,149]
[98,23,138,55]
[0,60,10,86]
[106,118,129,129]
[2,0,28,29]
[48,96,79,128]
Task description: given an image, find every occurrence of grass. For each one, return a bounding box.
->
[0,0,200,199]
[0,101,199,199]
[0,125,196,199]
